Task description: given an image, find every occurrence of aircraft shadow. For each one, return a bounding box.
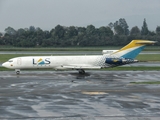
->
[69,72,91,79]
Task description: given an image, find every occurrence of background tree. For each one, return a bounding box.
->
[108,22,114,30]
[35,27,45,46]
[0,18,159,47]
[156,26,160,35]
[112,18,129,35]
[114,25,124,35]
[98,26,113,45]
[5,27,16,35]
[119,18,129,35]
[141,18,149,35]
[130,26,141,36]
[29,26,36,32]
[54,25,65,39]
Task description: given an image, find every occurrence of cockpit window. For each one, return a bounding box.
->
[8,59,13,62]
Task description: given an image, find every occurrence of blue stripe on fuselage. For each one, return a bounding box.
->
[121,46,145,59]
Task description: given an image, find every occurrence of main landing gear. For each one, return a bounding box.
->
[15,69,21,75]
[78,69,85,74]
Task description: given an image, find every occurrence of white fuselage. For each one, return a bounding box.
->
[2,55,107,70]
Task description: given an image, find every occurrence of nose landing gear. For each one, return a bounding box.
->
[15,69,21,75]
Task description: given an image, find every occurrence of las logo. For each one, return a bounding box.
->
[33,58,50,65]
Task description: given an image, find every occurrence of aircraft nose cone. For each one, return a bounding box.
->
[2,62,7,68]
[2,63,5,67]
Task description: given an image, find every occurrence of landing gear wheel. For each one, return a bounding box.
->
[16,71,20,75]
[78,69,85,74]
[15,69,21,75]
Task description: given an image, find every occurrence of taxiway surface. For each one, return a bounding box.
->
[0,71,160,120]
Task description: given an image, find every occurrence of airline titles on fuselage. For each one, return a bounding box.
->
[32,58,51,66]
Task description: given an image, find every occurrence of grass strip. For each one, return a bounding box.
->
[136,54,160,62]
[130,81,160,84]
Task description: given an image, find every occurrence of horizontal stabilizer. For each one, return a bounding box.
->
[135,41,157,44]
[102,50,118,54]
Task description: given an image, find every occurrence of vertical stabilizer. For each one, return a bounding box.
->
[111,40,156,59]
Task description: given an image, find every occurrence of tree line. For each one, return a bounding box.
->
[0,18,160,47]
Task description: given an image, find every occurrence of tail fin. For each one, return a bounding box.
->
[111,40,156,59]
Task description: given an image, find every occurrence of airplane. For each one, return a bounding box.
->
[2,40,156,75]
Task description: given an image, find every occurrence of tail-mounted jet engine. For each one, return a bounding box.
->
[105,58,138,65]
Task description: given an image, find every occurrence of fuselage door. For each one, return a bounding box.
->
[17,58,22,65]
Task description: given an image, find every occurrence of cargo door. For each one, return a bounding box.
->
[17,58,22,66]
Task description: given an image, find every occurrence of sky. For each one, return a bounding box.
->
[0,0,160,32]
